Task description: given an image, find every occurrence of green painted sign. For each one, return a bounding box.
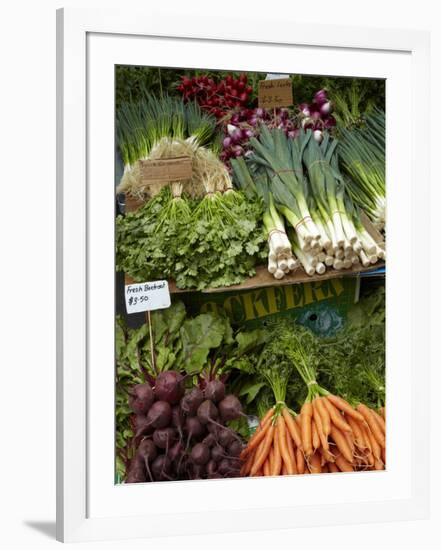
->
[181,277,359,337]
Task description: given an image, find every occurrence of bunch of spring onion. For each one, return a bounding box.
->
[231,157,299,279]
[299,131,385,273]
[242,127,385,277]
[338,108,386,231]
[116,94,219,198]
[117,94,217,165]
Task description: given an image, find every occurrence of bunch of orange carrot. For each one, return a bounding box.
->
[297,393,385,473]
[240,404,306,476]
[240,395,385,476]
[241,327,385,477]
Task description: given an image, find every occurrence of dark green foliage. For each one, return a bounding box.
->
[116,187,191,283]
[226,319,310,415]
[174,193,267,290]
[319,78,385,129]
[116,66,185,110]
[317,286,385,408]
[116,188,267,290]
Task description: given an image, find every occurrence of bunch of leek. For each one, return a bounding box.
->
[338,109,386,231]
[231,157,298,279]
[240,127,385,278]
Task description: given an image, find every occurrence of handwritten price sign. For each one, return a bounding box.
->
[140,156,192,184]
[258,78,293,110]
[125,280,171,314]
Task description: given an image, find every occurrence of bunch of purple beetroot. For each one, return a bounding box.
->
[125,371,245,483]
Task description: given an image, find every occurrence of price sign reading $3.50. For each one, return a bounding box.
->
[125,280,171,314]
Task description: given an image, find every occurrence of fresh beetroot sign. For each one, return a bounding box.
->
[125,280,171,314]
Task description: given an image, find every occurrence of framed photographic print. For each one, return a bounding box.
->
[56,7,430,543]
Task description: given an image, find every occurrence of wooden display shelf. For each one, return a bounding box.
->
[121,197,385,295]
[124,260,385,295]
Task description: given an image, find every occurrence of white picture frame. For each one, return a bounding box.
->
[56,7,430,543]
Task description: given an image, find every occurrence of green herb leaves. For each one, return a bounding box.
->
[116,188,266,290]
[174,193,266,290]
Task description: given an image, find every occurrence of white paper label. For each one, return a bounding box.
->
[124,280,171,314]
[265,73,289,80]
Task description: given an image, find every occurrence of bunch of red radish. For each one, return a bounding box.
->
[125,371,246,483]
[219,90,336,166]
[220,107,299,165]
[177,72,337,165]
[298,89,336,144]
[177,73,253,120]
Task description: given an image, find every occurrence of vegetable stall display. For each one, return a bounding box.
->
[116,82,385,289]
[115,68,386,484]
[116,290,386,482]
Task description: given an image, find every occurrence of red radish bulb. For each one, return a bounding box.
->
[153,427,176,449]
[185,416,205,439]
[313,129,323,143]
[299,103,310,117]
[191,443,210,466]
[301,117,314,129]
[324,116,337,129]
[314,89,328,105]
[320,101,333,116]
[204,380,226,403]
